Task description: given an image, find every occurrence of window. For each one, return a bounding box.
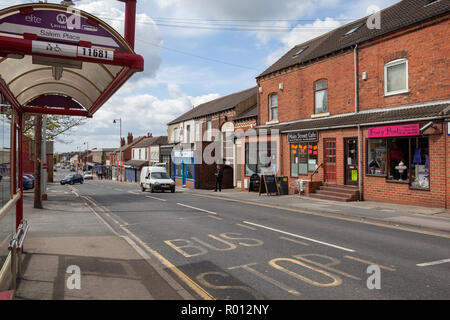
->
[366,137,430,190]
[384,59,408,96]
[367,139,387,175]
[173,128,179,143]
[186,125,191,143]
[206,120,212,141]
[292,46,309,58]
[245,141,277,176]
[175,164,182,178]
[314,80,328,114]
[186,164,195,180]
[195,121,201,142]
[290,143,318,176]
[344,22,364,36]
[269,93,278,121]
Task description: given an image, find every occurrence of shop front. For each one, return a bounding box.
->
[363,122,445,207]
[172,149,196,188]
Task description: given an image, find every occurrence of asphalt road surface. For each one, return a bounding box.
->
[54,170,450,300]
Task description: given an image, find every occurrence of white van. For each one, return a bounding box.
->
[140,166,175,193]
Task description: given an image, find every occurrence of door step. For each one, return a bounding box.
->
[309,185,360,202]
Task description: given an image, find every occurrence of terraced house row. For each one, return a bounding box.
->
[167,0,450,208]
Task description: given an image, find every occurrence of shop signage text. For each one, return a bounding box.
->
[368,124,419,138]
[288,130,318,143]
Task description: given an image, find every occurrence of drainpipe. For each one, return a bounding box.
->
[355,44,362,201]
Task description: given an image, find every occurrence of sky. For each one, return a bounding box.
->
[0,0,399,153]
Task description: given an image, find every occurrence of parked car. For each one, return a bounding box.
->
[140,166,175,193]
[83,172,93,180]
[23,176,34,190]
[70,167,76,172]
[24,174,35,182]
[60,174,83,185]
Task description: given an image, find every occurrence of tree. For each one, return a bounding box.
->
[26,114,85,208]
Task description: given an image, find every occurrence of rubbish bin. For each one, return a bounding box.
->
[277,176,289,195]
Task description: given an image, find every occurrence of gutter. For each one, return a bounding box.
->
[354,44,363,201]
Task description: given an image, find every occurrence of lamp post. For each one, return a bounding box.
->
[113,118,122,182]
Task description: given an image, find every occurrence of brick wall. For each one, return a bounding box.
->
[358,17,450,111]
[447,129,450,209]
[257,16,449,125]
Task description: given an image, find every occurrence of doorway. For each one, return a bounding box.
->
[344,138,358,186]
[324,138,337,184]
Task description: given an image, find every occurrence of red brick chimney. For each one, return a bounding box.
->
[120,137,125,147]
[148,132,152,137]
[127,132,133,145]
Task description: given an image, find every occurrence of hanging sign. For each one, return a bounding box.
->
[368,124,419,138]
[447,122,450,136]
[288,130,318,143]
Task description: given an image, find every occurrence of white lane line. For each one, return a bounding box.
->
[416,258,450,267]
[146,195,167,202]
[177,203,217,215]
[243,221,356,253]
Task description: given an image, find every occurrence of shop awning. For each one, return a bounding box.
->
[0,3,143,117]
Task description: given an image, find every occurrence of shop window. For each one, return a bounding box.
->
[410,138,430,190]
[366,137,430,190]
[384,59,408,96]
[245,141,277,176]
[367,139,387,175]
[185,164,195,180]
[387,138,410,182]
[290,142,318,176]
[314,80,328,114]
[175,164,182,178]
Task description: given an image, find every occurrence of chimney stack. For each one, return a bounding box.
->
[120,137,126,147]
[127,132,133,145]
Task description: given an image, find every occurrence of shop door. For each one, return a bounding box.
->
[344,138,358,186]
[324,138,337,184]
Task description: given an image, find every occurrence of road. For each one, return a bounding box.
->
[53,169,450,300]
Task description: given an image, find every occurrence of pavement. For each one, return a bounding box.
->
[14,186,193,300]
[177,186,450,235]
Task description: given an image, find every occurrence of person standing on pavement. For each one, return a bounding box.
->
[214,164,223,192]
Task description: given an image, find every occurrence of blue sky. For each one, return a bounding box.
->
[0,0,399,152]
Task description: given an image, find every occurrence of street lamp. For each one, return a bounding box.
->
[113,118,122,182]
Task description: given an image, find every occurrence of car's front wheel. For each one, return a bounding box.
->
[70,181,74,185]
[141,184,146,192]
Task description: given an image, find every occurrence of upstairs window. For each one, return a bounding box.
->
[269,93,278,121]
[314,80,328,114]
[206,120,212,141]
[384,59,408,96]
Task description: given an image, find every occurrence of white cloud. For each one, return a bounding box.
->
[55,86,220,151]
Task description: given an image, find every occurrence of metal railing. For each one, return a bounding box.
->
[311,163,324,182]
[8,220,29,290]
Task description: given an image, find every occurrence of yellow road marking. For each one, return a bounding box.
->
[269,257,342,287]
[83,195,214,300]
[344,255,396,272]
[236,223,257,231]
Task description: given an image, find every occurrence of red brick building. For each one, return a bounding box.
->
[247,0,450,208]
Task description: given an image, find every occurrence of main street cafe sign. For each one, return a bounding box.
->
[287,130,318,143]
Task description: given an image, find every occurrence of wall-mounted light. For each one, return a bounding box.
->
[258,87,263,94]
[279,83,283,91]
[362,72,368,80]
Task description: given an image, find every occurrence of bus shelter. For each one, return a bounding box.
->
[0,0,143,292]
